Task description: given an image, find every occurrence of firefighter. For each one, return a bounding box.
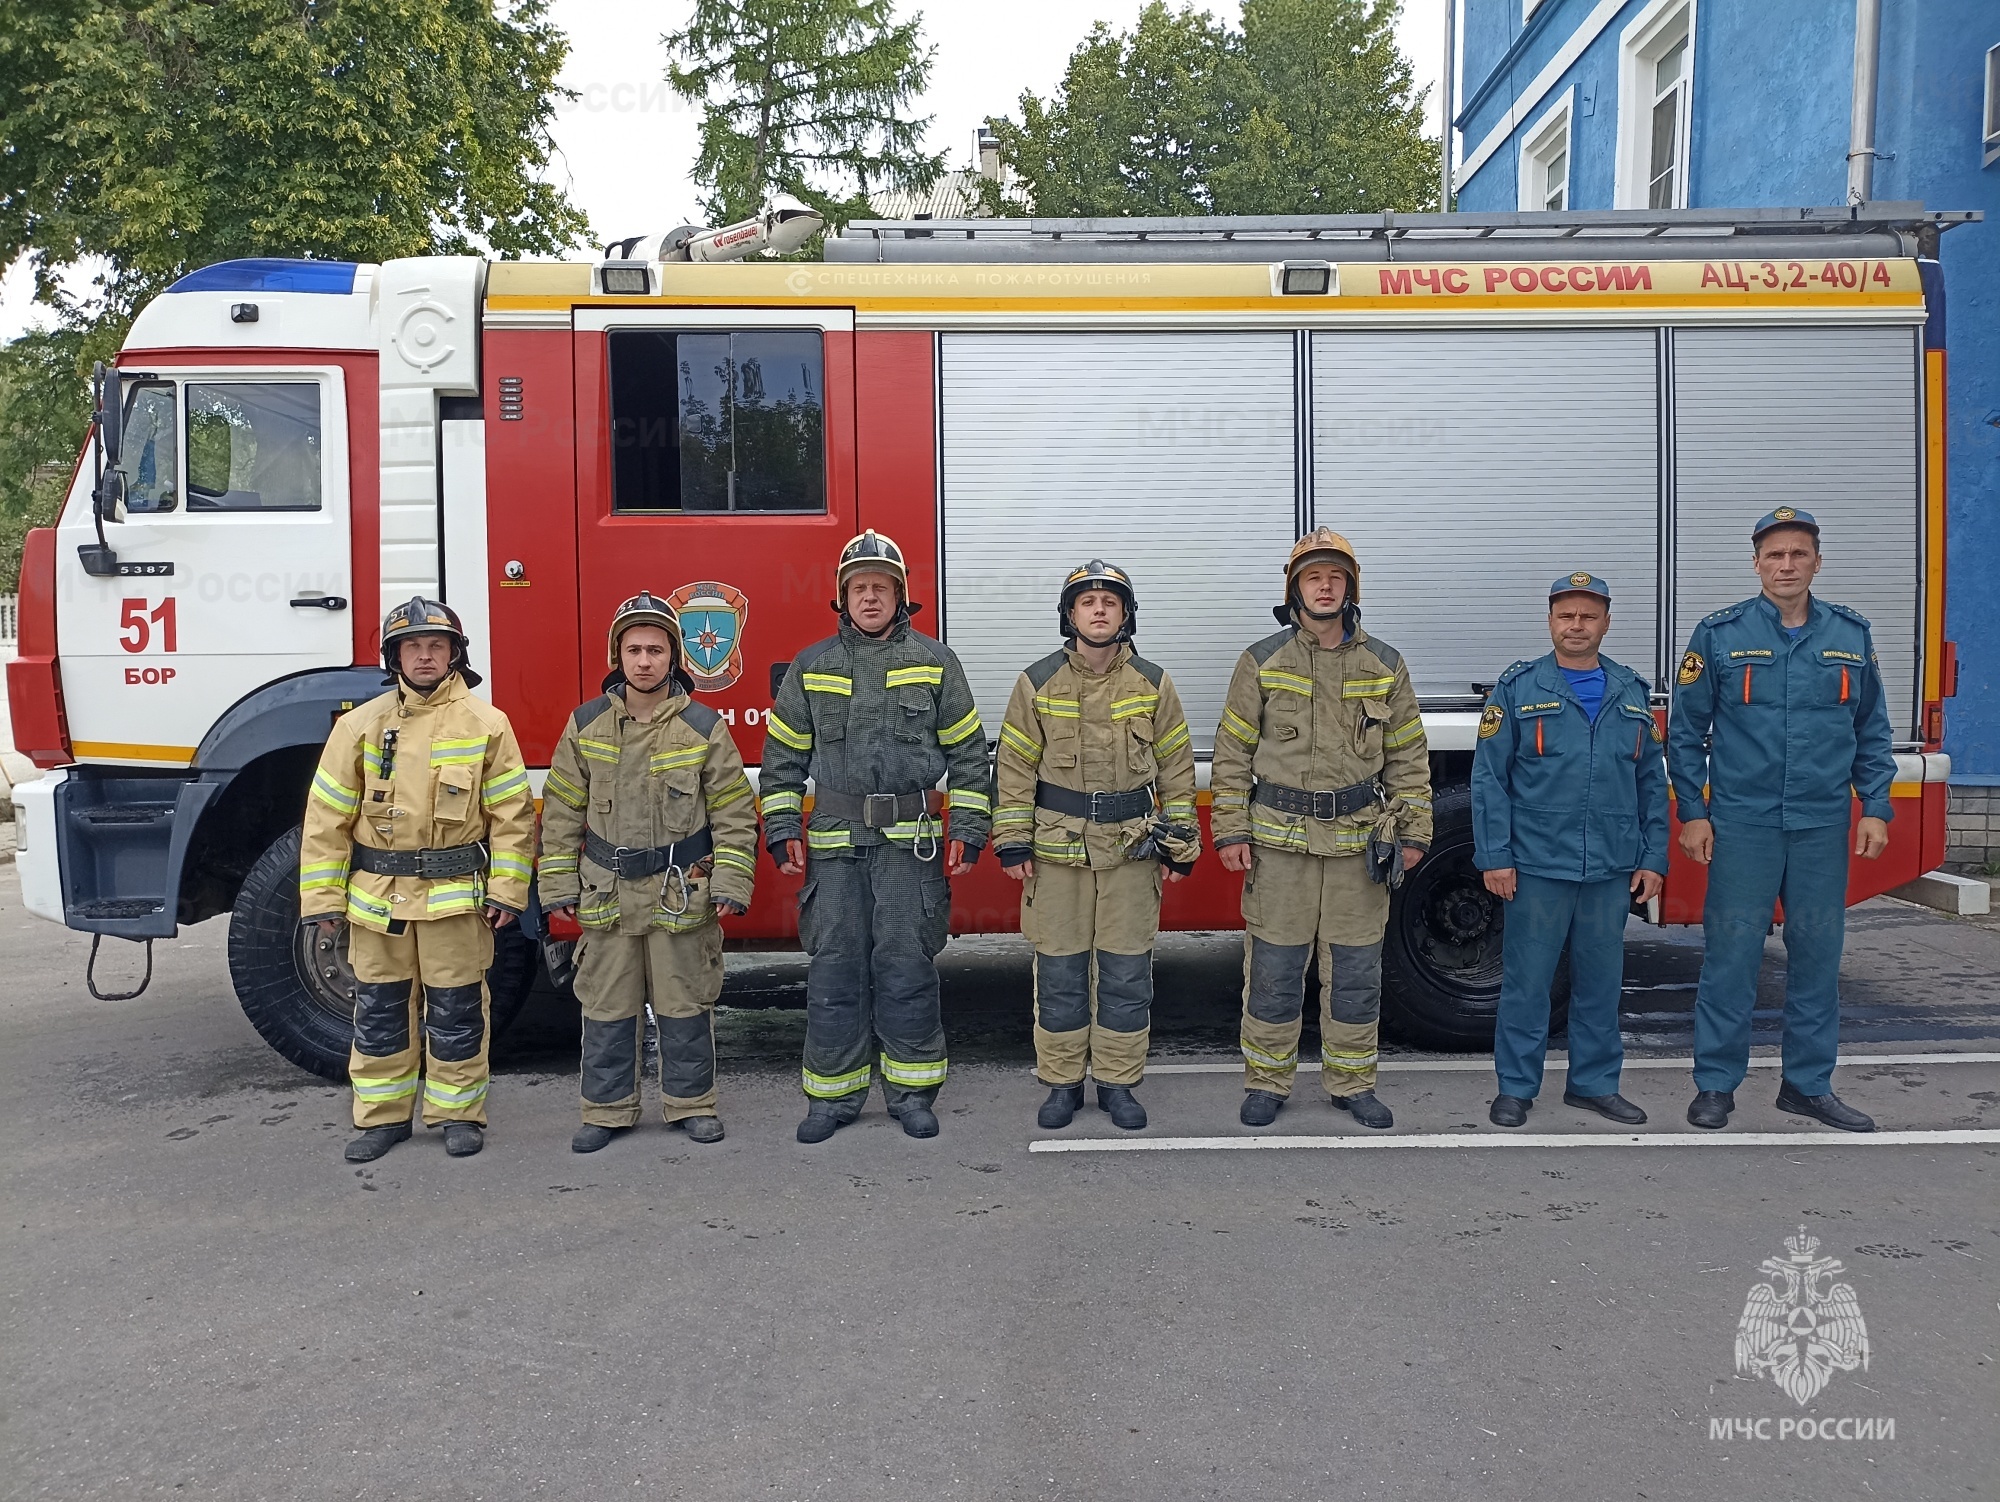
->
[1211,529,1432,1130]
[1472,573,1668,1129]
[993,561,1201,1131]
[1671,509,1894,1133]
[761,531,994,1142]
[537,593,759,1153]
[301,598,536,1163]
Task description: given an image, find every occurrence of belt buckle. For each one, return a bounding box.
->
[612,843,639,879]
[1312,789,1338,821]
[862,793,899,828]
[1086,790,1105,822]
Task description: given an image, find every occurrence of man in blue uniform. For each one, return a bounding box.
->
[1474,573,1668,1128]
[1669,508,1895,1132]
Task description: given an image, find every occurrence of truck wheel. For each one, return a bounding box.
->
[227,826,539,1081]
[1380,783,1570,1051]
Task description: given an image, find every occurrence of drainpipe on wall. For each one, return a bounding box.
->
[1846,0,1882,205]
[1440,0,1458,211]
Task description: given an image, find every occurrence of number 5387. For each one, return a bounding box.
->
[119,597,178,653]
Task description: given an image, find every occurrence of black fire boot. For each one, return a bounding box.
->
[442,1123,484,1158]
[1037,1083,1086,1129]
[890,1101,940,1139]
[1330,1090,1394,1129]
[678,1115,726,1144]
[1240,1090,1285,1128]
[796,1095,863,1144]
[344,1122,412,1163]
[571,1123,627,1154]
[1097,1084,1147,1130]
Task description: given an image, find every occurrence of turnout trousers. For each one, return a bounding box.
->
[347,914,494,1129]
[1494,873,1630,1101]
[1021,860,1162,1088]
[1238,846,1389,1098]
[573,922,725,1128]
[1693,820,1850,1097]
[798,843,951,1109]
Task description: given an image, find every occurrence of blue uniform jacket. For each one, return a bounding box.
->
[1472,653,1669,881]
[1668,594,1895,830]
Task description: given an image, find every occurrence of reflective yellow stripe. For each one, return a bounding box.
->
[429,737,487,765]
[650,746,708,773]
[993,804,1035,827]
[880,1053,947,1087]
[999,722,1043,763]
[759,789,804,815]
[577,737,621,763]
[1258,669,1313,697]
[1032,694,1081,718]
[1399,794,1432,811]
[707,774,753,810]
[1221,708,1260,746]
[1383,718,1424,750]
[807,829,854,851]
[938,708,983,746]
[423,1078,489,1108]
[1322,1048,1378,1073]
[1110,693,1160,720]
[947,788,990,813]
[1161,800,1196,820]
[544,769,587,809]
[713,846,755,875]
[360,742,385,777]
[352,1071,420,1101]
[1240,1038,1297,1071]
[312,768,360,814]
[1155,721,1192,756]
[802,673,853,696]
[300,859,349,891]
[1342,675,1396,698]
[765,714,812,751]
[481,767,530,807]
[1250,816,1309,848]
[537,854,580,875]
[490,853,533,882]
[345,890,394,930]
[803,1064,872,1099]
[1032,837,1088,861]
[886,665,944,688]
[1212,790,1250,809]
[427,881,484,915]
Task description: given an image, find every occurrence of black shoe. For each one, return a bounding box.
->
[571,1123,626,1154]
[1331,1090,1393,1129]
[1775,1081,1875,1132]
[796,1100,857,1144]
[1097,1084,1147,1131]
[344,1122,412,1163]
[1564,1091,1647,1125]
[1037,1083,1085,1129]
[1240,1090,1285,1127]
[895,1103,940,1139]
[1489,1094,1532,1128]
[1686,1090,1736,1130]
[443,1123,484,1158]
[677,1115,725,1144]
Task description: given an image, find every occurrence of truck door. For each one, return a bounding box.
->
[571,309,857,752]
[54,366,355,765]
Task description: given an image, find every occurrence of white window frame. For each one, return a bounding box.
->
[1984,42,2000,169]
[1518,88,1575,211]
[1614,0,1697,209]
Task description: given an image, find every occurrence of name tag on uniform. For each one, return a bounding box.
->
[1821,649,1863,663]
[1727,649,1773,660]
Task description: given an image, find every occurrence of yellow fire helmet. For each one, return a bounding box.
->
[379,594,479,687]
[834,529,910,607]
[1058,558,1138,644]
[1284,527,1362,601]
[606,590,681,670]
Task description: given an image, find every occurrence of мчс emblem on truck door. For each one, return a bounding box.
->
[668,581,749,692]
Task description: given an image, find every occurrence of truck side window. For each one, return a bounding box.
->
[117,382,179,514]
[609,329,825,514]
[184,382,322,511]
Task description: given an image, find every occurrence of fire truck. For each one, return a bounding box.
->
[5,206,1969,1080]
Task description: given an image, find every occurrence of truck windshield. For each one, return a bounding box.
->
[185,382,322,511]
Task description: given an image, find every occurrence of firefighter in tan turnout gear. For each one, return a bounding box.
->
[300,598,536,1163]
[538,594,760,1153]
[1212,530,1432,1130]
[994,561,1200,1131]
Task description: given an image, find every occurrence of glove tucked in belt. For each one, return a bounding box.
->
[350,841,487,879]
[811,788,946,827]
[1252,779,1382,821]
[583,826,714,880]
[1034,781,1156,823]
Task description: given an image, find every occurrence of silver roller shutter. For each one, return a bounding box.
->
[1672,327,1920,737]
[939,332,1298,751]
[1311,330,1661,699]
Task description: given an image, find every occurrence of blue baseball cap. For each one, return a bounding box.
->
[1752,506,1820,543]
[1549,571,1611,603]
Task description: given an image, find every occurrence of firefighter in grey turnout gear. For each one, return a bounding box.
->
[994,561,1201,1130]
[538,593,759,1152]
[762,531,994,1142]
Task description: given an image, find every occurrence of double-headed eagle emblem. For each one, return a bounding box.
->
[1734,1227,1870,1406]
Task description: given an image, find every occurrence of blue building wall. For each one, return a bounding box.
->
[1457,0,2000,780]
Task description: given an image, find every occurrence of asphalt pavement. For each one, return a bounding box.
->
[2,866,1996,1501]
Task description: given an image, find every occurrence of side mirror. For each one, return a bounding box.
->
[90,363,126,523]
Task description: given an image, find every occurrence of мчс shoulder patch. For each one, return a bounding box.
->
[1678,650,1705,686]
[1478,704,1504,739]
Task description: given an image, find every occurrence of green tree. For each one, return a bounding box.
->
[0,0,589,588]
[992,0,1438,219]
[666,0,944,231]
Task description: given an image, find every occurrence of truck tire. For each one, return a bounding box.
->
[1380,783,1570,1051]
[227,826,539,1081]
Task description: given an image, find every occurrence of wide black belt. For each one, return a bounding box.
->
[1035,781,1156,823]
[1253,778,1382,821]
[350,841,487,879]
[811,788,946,828]
[583,826,714,880]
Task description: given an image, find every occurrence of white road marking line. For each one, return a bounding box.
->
[1138,1052,2000,1076]
[1029,1129,2000,1154]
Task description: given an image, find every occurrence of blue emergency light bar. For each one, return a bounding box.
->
[166,259,359,295]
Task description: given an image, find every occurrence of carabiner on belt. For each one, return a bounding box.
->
[658,862,690,916]
[910,811,942,863]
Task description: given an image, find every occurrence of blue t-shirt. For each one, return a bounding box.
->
[1784,623,1805,639]
[1560,664,1607,723]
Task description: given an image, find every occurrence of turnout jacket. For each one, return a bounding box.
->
[759,615,994,856]
[537,687,758,932]
[1471,653,1669,882]
[1668,594,1896,830]
[992,643,1201,870]
[300,673,536,930]
[1211,624,1433,856]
